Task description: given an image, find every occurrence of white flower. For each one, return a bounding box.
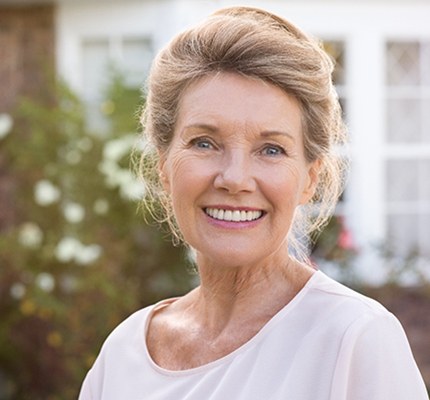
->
[55,236,102,265]
[55,236,81,262]
[18,222,44,248]
[120,178,145,200]
[10,283,26,299]
[103,135,135,162]
[34,180,61,206]
[93,198,109,215]
[75,244,102,266]
[36,272,55,292]
[99,159,144,200]
[63,202,85,223]
[98,159,121,188]
[0,113,13,139]
[98,159,118,187]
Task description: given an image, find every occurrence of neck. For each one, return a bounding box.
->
[187,247,314,334]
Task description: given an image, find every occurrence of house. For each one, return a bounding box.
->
[1,0,430,283]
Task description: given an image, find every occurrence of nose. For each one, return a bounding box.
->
[213,150,256,194]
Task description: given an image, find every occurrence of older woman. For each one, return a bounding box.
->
[79,7,427,400]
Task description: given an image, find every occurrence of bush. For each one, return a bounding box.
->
[0,72,194,399]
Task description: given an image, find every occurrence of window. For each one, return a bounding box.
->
[323,40,348,206]
[81,36,153,132]
[385,41,430,257]
[82,39,110,131]
[121,37,153,87]
[323,40,348,118]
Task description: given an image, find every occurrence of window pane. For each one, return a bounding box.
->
[423,99,430,142]
[323,40,346,86]
[82,39,110,132]
[386,42,420,86]
[419,214,430,257]
[386,98,421,143]
[385,40,430,261]
[82,39,110,102]
[422,42,430,86]
[421,159,430,202]
[386,213,419,256]
[122,37,152,87]
[386,159,419,202]
[338,97,348,120]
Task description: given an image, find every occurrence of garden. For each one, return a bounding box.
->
[0,71,428,399]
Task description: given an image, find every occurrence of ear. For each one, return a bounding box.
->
[299,159,321,205]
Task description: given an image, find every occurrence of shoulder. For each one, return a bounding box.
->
[104,307,151,344]
[296,271,408,348]
[78,305,154,399]
[308,271,391,322]
[87,305,153,368]
[309,273,429,398]
[308,273,427,398]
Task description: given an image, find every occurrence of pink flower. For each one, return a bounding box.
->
[336,216,356,251]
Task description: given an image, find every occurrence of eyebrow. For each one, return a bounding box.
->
[182,123,219,133]
[260,130,296,142]
[182,124,295,141]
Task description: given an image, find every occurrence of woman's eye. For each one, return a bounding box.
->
[261,145,286,156]
[191,138,214,149]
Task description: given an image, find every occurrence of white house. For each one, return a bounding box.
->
[4,0,430,283]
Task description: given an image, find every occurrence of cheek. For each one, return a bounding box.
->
[169,156,211,193]
[166,154,214,217]
[263,164,306,204]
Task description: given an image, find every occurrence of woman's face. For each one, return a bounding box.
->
[160,72,318,267]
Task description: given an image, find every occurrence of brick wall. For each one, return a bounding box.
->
[0,4,55,230]
[0,4,55,111]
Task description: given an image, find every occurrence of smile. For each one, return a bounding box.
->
[204,208,263,222]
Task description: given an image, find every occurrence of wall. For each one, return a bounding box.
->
[0,4,55,111]
[56,0,430,283]
[0,3,55,231]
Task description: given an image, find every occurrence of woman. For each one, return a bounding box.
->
[79,7,428,399]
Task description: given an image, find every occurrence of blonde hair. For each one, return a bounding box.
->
[139,6,348,259]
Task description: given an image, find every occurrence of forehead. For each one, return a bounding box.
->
[175,72,303,136]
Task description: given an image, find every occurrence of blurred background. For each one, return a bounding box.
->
[0,0,429,398]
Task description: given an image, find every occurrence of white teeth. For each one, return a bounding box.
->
[224,210,232,221]
[205,208,263,222]
[232,211,241,222]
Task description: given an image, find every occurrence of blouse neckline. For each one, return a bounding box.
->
[143,270,323,376]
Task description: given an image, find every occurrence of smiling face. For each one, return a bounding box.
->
[160,72,319,268]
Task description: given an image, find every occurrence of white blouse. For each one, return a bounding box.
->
[79,271,428,399]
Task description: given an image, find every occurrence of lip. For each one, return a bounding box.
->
[203,205,263,212]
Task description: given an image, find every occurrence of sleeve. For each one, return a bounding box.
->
[78,369,94,400]
[330,311,429,400]
[78,351,106,400]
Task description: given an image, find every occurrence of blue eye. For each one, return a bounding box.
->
[191,138,214,149]
[262,145,285,156]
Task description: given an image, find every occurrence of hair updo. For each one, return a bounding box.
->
[139,6,348,260]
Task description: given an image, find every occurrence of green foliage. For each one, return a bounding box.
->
[0,71,194,399]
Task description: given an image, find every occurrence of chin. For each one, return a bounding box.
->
[193,242,273,270]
